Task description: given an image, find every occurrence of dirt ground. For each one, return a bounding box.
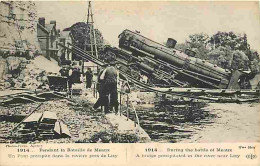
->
[0,89,147,143]
[179,102,260,143]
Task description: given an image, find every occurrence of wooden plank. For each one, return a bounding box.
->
[38,123,55,129]
[154,87,259,96]
[23,113,42,123]
[36,92,65,100]
[0,90,32,97]
[17,94,46,102]
[60,121,71,138]
[1,96,36,105]
[41,111,58,123]
[53,121,61,135]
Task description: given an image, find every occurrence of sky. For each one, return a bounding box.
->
[35,1,260,52]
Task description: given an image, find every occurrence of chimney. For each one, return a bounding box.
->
[39,17,45,27]
[50,20,56,26]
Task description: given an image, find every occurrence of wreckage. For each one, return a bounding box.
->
[116,29,260,90]
[57,38,259,103]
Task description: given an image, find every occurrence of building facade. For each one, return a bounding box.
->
[37,17,59,60]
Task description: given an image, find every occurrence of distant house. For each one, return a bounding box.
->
[58,31,74,62]
[37,17,59,59]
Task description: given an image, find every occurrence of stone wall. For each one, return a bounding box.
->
[0,1,40,54]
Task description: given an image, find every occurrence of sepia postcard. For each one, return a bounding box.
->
[0,0,259,166]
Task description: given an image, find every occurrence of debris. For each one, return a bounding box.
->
[60,121,71,138]
[41,111,58,123]
[1,97,36,105]
[53,121,61,135]
[23,112,42,124]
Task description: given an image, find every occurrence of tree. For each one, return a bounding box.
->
[247,49,259,62]
[188,33,209,46]
[176,33,210,59]
[207,48,225,65]
[231,50,249,70]
[178,31,259,71]
[64,22,105,57]
[207,46,232,69]
[209,31,250,52]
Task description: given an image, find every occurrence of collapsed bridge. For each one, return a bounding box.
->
[58,38,260,103]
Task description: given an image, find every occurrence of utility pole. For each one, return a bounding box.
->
[86,1,98,58]
[83,1,99,74]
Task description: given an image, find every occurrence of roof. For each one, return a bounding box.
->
[37,23,49,34]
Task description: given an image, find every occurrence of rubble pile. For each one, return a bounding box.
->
[0,56,60,91]
[0,103,38,116]
[0,99,39,143]
[50,99,111,142]
[20,62,49,90]
[38,111,58,140]
[0,98,111,143]
[0,121,16,143]
[11,110,71,142]
[13,113,41,142]
[0,93,148,143]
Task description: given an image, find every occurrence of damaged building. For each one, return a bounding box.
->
[0,1,40,55]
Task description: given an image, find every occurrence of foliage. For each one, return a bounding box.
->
[177,31,259,71]
[209,31,249,52]
[188,33,209,45]
[247,49,259,61]
[176,33,211,59]
[64,22,105,60]
[207,46,233,69]
[231,50,249,70]
[191,44,210,60]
